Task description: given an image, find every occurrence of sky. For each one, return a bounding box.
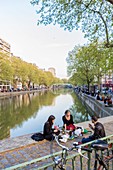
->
[0,0,88,78]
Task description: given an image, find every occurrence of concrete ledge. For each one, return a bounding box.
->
[77,115,113,129]
[1,115,113,153]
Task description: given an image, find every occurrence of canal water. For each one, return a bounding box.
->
[0,89,91,140]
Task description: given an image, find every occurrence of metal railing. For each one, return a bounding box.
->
[5,134,113,170]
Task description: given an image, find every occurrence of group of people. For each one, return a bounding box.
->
[43,110,106,144]
[96,92,112,107]
[104,96,113,107]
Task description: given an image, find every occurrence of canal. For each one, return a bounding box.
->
[0,89,91,140]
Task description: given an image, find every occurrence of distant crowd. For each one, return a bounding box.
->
[95,91,113,107]
[75,87,113,107]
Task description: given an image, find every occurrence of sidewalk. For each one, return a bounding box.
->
[0,90,40,99]
[0,117,113,169]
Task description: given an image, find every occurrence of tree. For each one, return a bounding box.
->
[0,52,14,81]
[27,63,40,88]
[31,0,113,47]
[67,44,97,92]
[67,41,113,90]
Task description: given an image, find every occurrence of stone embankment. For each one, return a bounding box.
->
[0,117,113,169]
[77,92,113,117]
[0,89,44,99]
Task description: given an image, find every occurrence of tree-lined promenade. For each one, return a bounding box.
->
[0,52,63,90]
[67,41,113,92]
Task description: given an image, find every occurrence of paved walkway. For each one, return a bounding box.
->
[0,117,113,170]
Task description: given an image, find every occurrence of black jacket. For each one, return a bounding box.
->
[43,121,53,137]
[92,122,106,140]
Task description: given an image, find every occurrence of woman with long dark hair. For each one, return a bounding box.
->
[43,115,59,141]
[62,110,76,131]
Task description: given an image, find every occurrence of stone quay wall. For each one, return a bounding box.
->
[77,92,113,118]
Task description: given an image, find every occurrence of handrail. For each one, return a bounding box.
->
[5,134,113,170]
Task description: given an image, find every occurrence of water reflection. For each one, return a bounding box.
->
[70,93,91,123]
[0,90,91,140]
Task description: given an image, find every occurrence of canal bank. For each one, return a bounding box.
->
[76,92,113,117]
[0,89,44,99]
[0,117,113,169]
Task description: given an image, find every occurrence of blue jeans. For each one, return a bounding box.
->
[82,135,94,143]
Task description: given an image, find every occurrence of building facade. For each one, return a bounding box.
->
[48,67,56,77]
[101,72,113,90]
[0,38,11,54]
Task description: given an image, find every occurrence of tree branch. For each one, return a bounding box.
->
[106,0,113,5]
[88,8,110,46]
[97,11,109,45]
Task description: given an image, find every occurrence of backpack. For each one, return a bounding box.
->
[31,132,44,141]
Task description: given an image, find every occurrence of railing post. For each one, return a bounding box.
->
[72,158,75,170]
[112,143,113,170]
[94,150,97,170]
[87,151,91,170]
[80,156,83,170]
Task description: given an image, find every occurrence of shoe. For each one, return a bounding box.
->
[78,141,82,145]
[59,138,67,143]
[58,135,63,140]
[69,136,74,140]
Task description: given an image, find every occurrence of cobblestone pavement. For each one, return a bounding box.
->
[0,118,113,170]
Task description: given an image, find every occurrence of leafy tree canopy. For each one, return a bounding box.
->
[31,0,113,47]
[67,41,113,90]
[0,52,62,87]
[0,52,14,81]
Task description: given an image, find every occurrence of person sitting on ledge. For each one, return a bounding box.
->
[95,92,102,100]
[108,97,113,106]
[82,115,106,143]
[105,96,113,107]
[62,110,76,132]
[43,115,60,141]
[104,96,109,104]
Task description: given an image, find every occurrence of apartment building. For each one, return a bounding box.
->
[48,67,56,77]
[101,72,113,90]
[0,37,11,54]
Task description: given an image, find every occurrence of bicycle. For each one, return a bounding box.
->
[53,135,91,170]
[54,135,113,170]
[91,140,113,170]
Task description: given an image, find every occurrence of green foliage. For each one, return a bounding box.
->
[0,52,14,81]
[31,0,113,46]
[67,41,113,89]
[0,52,61,87]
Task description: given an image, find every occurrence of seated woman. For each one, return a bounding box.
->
[43,115,60,141]
[108,97,112,106]
[62,110,76,131]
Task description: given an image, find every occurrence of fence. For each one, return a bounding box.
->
[5,134,113,170]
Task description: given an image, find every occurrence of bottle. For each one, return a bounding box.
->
[69,130,72,137]
[62,127,65,134]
